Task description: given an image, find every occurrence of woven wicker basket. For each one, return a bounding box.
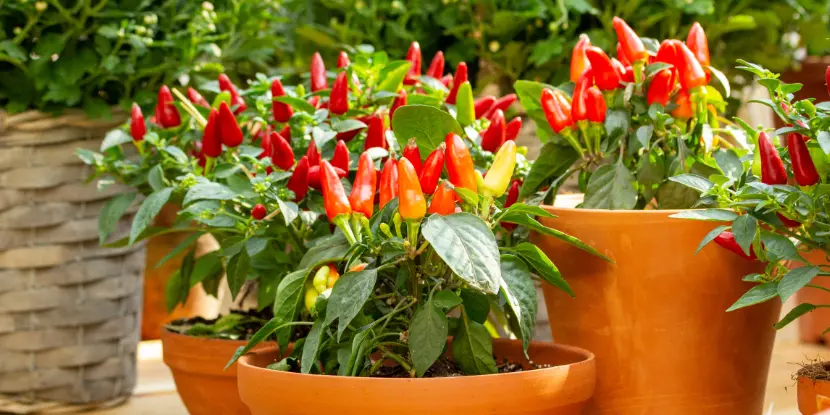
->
[0,110,146,413]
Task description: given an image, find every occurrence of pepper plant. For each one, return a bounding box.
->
[670,61,830,330]
[514,17,744,210]
[227,138,605,376]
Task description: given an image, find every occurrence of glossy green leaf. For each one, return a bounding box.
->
[499,255,537,353]
[409,302,448,377]
[452,310,497,375]
[129,188,173,244]
[391,105,463,155]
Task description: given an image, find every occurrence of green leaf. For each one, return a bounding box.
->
[513,242,573,297]
[377,60,412,92]
[498,203,556,220]
[635,125,654,149]
[432,290,463,310]
[707,65,731,98]
[655,180,705,210]
[332,118,368,133]
[129,188,173,244]
[100,129,132,151]
[669,209,738,221]
[324,268,378,341]
[583,162,637,210]
[499,255,537,353]
[226,317,300,369]
[164,270,187,313]
[453,186,479,205]
[422,213,501,294]
[163,146,189,164]
[98,192,136,243]
[452,310,497,375]
[774,303,817,329]
[274,95,316,114]
[391,105,463,155]
[778,266,820,302]
[300,319,327,374]
[272,268,309,352]
[669,174,713,193]
[246,237,269,257]
[226,250,250,300]
[148,165,165,191]
[714,149,743,180]
[760,231,801,262]
[731,215,757,256]
[410,302,448,377]
[189,252,222,287]
[518,143,579,200]
[499,213,609,262]
[298,233,351,269]
[818,131,830,155]
[695,225,729,255]
[155,232,203,268]
[183,182,237,205]
[459,290,490,324]
[726,282,779,312]
[604,109,630,141]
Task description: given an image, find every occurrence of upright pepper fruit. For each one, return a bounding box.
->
[611,58,634,83]
[714,231,756,260]
[481,109,506,153]
[483,94,517,119]
[428,181,456,216]
[506,117,522,141]
[675,42,707,91]
[310,52,328,92]
[217,102,243,147]
[474,96,496,119]
[570,34,592,83]
[259,130,273,160]
[320,160,352,222]
[584,47,620,91]
[540,88,573,133]
[571,72,593,122]
[379,157,399,209]
[455,81,475,126]
[337,51,350,68]
[686,22,710,67]
[390,89,407,120]
[616,42,631,67]
[397,158,426,221]
[612,17,647,63]
[481,141,517,198]
[279,124,291,142]
[251,204,267,220]
[502,179,521,230]
[271,78,293,123]
[202,108,222,158]
[404,41,422,85]
[364,115,388,150]
[419,143,445,195]
[403,138,423,176]
[758,131,787,185]
[826,66,830,97]
[445,133,477,193]
[446,62,468,104]
[787,132,820,186]
[585,87,607,123]
[440,74,453,88]
[330,72,349,115]
[426,51,444,79]
[647,68,676,106]
[306,138,321,167]
[308,165,347,190]
[218,74,246,114]
[154,86,181,128]
[655,40,678,68]
[287,156,309,201]
[130,103,146,142]
[271,132,294,170]
[187,87,209,108]
[349,152,377,218]
[331,140,350,172]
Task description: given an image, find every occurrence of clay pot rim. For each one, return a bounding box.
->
[542,205,694,215]
[161,326,252,345]
[239,338,594,382]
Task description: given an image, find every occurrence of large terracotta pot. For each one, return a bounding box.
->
[798,363,830,414]
[533,207,781,415]
[143,204,220,339]
[797,250,830,344]
[238,339,595,415]
[161,329,272,415]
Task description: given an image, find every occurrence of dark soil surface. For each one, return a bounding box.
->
[371,356,529,378]
[797,361,830,381]
[164,308,313,341]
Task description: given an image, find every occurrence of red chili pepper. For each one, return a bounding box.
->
[506,117,522,142]
[426,51,444,79]
[130,103,146,142]
[672,90,694,119]
[612,17,647,63]
[331,140,350,172]
[287,156,309,201]
[311,52,328,92]
[379,157,399,209]
[390,89,407,120]
[218,74,247,114]
[306,138,321,167]
[397,158,426,221]
[217,102,243,147]
[647,68,676,106]
[404,41,422,85]
[403,138,423,176]
[440,74,453,88]
[271,78,293,123]
[330,71,349,115]
[187,87,209,108]
[826,66,830,97]
[259,129,272,160]
[611,58,634,83]
[481,109,506,152]
[714,231,756,260]
[445,133,477,193]
[675,42,707,91]
[202,108,222,158]
[419,143,445,195]
[616,42,631,67]
[308,95,321,109]
[483,94,517,119]
[251,204,267,220]
[474,96,496,119]
[279,124,291,142]
[571,71,593,122]
[570,34,592,83]
[349,152,377,218]
[585,87,607,123]
[154,86,181,128]
[320,160,352,221]
[364,114,387,150]
[758,131,787,185]
[428,181,456,216]
[787,132,820,186]
[655,40,679,68]
[337,115,369,142]
[308,164,347,190]
[584,47,620,91]
[337,51,350,68]
[193,141,207,167]
[686,22,710,67]
[502,179,521,230]
[540,88,573,134]
[446,62,468,104]
[271,131,295,171]
[778,213,801,228]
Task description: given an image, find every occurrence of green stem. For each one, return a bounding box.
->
[381,352,413,375]
[335,215,358,245]
[406,220,421,249]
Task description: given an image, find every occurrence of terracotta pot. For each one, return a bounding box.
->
[798,363,830,414]
[533,207,781,415]
[238,339,595,415]
[796,250,830,344]
[143,204,221,340]
[161,329,273,415]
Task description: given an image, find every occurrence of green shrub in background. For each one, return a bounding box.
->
[0,0,286,117]
[280,0,822,93]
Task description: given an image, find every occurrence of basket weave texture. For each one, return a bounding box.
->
[0,110,145,413]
